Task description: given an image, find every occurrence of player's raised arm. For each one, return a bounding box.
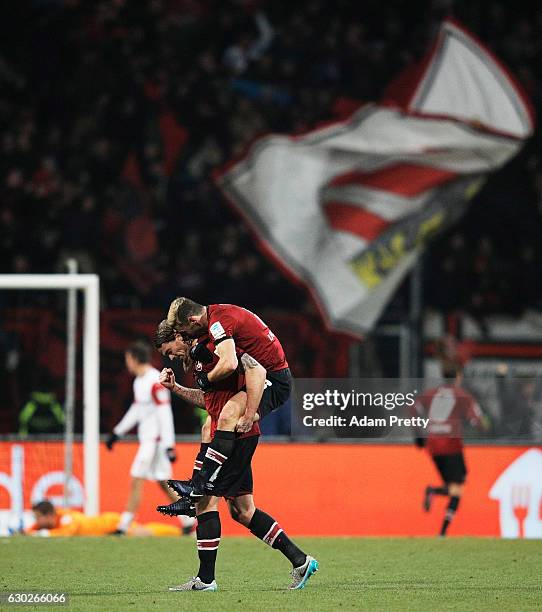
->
[159,368,205,408]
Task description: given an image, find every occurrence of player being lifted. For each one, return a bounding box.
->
[164,297,292,500]
[153,321,264,511]
[105,341,195,535]
[153,321,318,591]
[413,361,489,536]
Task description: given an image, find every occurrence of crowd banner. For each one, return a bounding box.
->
[216,19,534,336]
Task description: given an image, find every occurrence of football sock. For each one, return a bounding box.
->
[192,443,210,480]
[440,495,460,536]
[117,511,134,532]
[194,431,235,490]
[196,511,221,583]
[430,486,449,496]
[248,508,306,568]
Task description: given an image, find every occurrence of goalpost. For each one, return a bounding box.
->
[0,274,100,516]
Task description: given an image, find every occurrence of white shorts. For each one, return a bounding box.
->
[130,441,172,481]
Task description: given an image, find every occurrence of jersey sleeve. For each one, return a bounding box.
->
[463,391,483,427]
[208,309,238,344]
[113,403,140,436]
[151,383,175,448]
[151,382,169,406]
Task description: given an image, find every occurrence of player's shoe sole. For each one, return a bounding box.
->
[157,498,196,517]
[289,556,319,590]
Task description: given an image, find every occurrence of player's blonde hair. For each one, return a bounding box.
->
[166,297,204,329]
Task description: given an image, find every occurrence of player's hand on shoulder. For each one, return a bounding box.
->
[160,367,176,390]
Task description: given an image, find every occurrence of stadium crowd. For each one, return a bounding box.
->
[1,0,542,325]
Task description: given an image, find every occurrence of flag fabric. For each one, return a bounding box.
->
[215,19,534,337]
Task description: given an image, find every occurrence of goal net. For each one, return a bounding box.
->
[0,274,99,533]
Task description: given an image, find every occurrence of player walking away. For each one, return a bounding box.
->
[105,341,195,535]
[29,500,182,537]
[165,297,292,499]
[153,328,318,591]
[413,364,489,536]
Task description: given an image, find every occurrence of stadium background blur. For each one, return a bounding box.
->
[0,0,542,433]
[1,0,541,441]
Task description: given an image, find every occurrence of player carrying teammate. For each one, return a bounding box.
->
[152,321,265,509]
[413,363,488,536]
[153,323,318,591]
[105,341,195,534]
[164,298,292,500]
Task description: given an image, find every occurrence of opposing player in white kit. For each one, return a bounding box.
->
[105,341,196,534]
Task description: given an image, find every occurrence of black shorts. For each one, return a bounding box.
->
[259,368,292,418]
[433,453,467,484]
[208,435,259,498]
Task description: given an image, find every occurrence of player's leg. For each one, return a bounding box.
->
[166,416,212,501]
[423,454,450,512]
[423,484,449,511]
[227,494,318,590]
[169,495,220,592]
[115,476,144,533]
[158,480,196,534]
[121,439,159,531]
[440,481,463,536]
[437,453,467,536]
[191,392,247,496]
[194,416,212,478]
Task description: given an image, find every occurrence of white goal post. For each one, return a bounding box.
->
[0,274,100,515]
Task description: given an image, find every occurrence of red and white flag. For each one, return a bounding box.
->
[216,20,534,337]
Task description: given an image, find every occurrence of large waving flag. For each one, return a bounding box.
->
[215,20,534,337]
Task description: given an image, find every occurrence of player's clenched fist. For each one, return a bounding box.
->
[160,368,176,390]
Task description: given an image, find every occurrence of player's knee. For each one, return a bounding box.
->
[448,483,463,497]
[217,404,239,430]
[228,503,252,526]
[227,502,242,522]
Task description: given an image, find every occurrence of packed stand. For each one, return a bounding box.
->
[1,0,541,323]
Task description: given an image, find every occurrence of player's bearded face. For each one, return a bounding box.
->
[160,337,189,360]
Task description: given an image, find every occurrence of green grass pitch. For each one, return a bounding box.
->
[2,536,540,611]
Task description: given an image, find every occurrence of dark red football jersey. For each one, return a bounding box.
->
[193,336,260,439]
[207,304,288,372]
[414,385,482,455]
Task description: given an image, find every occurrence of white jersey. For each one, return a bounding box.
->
[113,367,174,446]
